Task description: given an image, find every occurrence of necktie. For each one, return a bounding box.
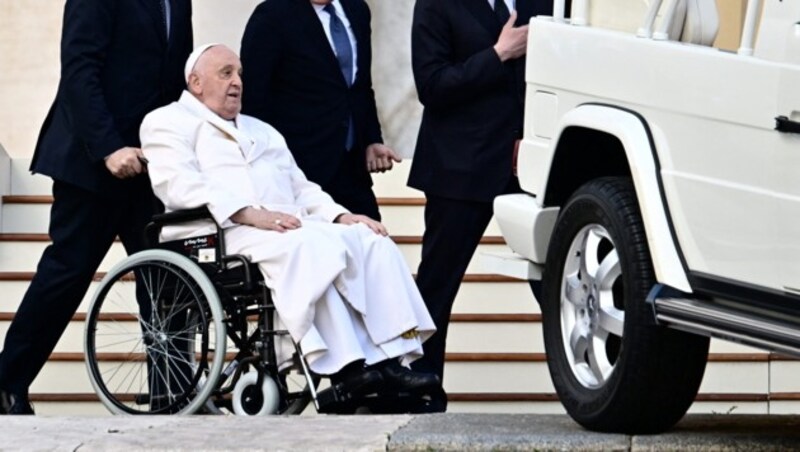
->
[495,0,511,24]
[324,3,354,86]
[324,2,355,150]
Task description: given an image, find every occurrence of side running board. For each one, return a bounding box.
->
[647,285,800,357]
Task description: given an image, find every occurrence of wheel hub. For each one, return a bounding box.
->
[143,331,169,346]
[242,385,264,414]
[559,224,624,389]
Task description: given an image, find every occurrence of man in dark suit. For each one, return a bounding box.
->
[408,0,554,412]
[0,0,192,414]
[240,0,400,221]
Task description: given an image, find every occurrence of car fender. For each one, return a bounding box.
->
[547,104,690,292]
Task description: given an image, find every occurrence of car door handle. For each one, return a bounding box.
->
[775,115,800,134]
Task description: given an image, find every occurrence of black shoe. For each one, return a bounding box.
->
[373,360,439,393]
[407,386,447,413]
[413,395,447,413]
[0,389,34,415]
[330,366,384,399]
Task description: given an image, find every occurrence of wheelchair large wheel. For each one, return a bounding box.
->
[85,250,227,414]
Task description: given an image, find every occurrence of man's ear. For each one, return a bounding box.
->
[187,73,202,95]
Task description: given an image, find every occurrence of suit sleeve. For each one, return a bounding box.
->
[61,0,125,162]
[358,3,383,146]
[241,3,284,123]
[141,111,253,228]
[411,0,509,111]
[168,1,194,102]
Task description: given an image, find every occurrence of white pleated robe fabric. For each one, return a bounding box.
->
[140,92,434,373]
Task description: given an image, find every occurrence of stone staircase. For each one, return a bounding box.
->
[0,159,798,415]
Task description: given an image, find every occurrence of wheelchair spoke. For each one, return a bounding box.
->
[91,336,143,350]
[161,321,203,339]
[137,267,155,307]
[149,357,173,409]
[102,357,141,404]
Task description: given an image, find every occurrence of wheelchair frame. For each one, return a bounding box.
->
[83,207,320,415]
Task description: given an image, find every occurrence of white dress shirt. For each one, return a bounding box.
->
[489,0,515,16]
[313,1,358,83]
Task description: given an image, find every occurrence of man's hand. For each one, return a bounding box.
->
[493,11,529,62]
[105,147,147,179]
[365,143,402,173]
[231,206,301,233]
[335,213,388,236]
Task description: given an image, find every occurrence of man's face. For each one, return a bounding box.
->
[310,0,332,5]
[192,46,243,120]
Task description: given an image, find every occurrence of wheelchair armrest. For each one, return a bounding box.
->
[145,206,223,251]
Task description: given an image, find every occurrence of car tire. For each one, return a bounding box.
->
[541,177,709,434]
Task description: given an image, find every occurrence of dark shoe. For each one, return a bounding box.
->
[330,368,384,399]
[400,396,447,414]
[0,389,34,415]
[373,360,439,393]
[407,385,447,413]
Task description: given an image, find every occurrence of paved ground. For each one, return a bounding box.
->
[1,414,800,451]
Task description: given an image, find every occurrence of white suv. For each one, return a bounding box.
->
[487,0,800,434]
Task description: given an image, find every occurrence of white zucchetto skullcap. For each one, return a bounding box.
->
[184,43,222,83]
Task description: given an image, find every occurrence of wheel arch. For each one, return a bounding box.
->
[543,104,690,292]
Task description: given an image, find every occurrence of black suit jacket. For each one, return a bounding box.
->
[240,0,382,188]
[409,0,553,202]
[31,0,193,197]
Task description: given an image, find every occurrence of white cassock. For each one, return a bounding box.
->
[140,92,435,374]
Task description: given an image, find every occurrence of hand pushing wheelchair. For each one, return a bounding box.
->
[83,207,373,415]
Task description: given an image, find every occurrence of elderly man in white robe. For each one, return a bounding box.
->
[140,44,438,402]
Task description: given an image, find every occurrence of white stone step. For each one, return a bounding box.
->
[23,358,797,416]
[27,402,108,416]
[0,238,511,275]
[1,201,50,234]
[0,315,542,355]
[447,401,564,414]
[0,280,538,321]
[371,161,422,198]
[1,198,503,236]
[444,361,554,393]
[23,352,788,396]
[9,159,51,196]
[0,240,128,273]
[28,398,795,417]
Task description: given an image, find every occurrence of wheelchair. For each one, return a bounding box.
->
[82,207,361,415]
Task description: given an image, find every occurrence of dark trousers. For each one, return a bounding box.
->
[410,194,494,404]
[0,180,155,395]
[322,150,380,221]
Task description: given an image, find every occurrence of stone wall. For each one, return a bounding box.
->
[0,1,63,159]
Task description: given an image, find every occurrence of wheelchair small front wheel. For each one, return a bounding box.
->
[84,249,227,415]
[233,371,280,415]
